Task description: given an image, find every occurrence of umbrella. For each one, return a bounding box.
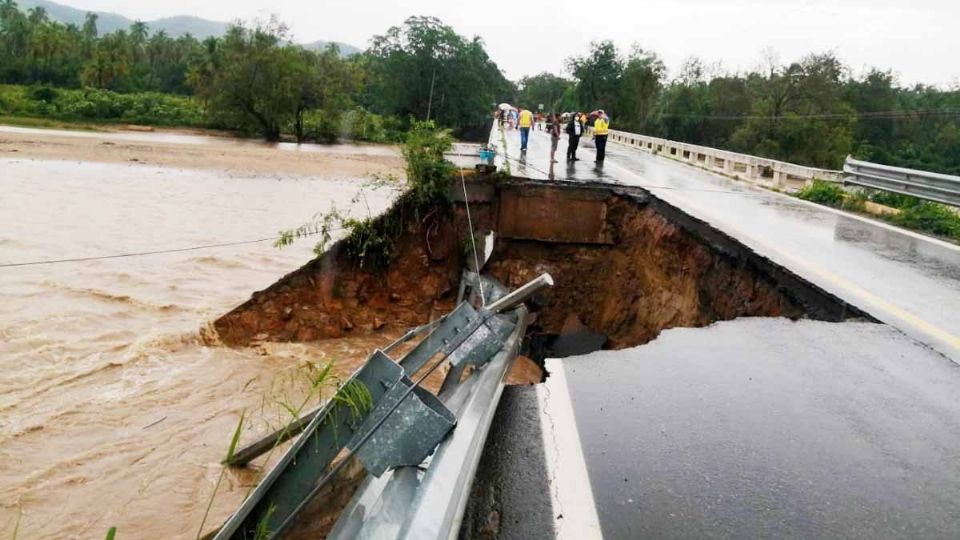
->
[498,103,516,111]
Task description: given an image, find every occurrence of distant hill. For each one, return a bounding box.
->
[304,40,362,56]
[14,0,361,53]
[17,0,141,35]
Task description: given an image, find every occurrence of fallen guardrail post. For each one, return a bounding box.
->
[843,156,960,208]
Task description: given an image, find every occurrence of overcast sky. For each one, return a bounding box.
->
[56,0,958,87]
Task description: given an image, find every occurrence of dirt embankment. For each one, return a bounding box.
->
[213,206,475,345]
[487,196,805,349]
[213,178,868,356]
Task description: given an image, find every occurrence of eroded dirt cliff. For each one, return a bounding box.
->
[213,178,869,353]
[487,196,807,349]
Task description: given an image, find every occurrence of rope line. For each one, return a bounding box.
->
[0,229,335,269]
[460,166,486,305]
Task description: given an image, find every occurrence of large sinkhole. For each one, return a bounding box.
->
[484,183,872,369]
[209,176,876,537]
[213,178,872,377]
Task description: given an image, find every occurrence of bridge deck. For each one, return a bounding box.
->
[493,126,960,360]
[484,126,960,539]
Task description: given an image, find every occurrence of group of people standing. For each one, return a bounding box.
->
[506,107,610,165]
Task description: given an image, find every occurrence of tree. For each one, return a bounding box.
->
[363,16,511,138]
[516,72,573,113]
[617,47,665,131]
[81,31,131,89]
[191,19,306,141]
[567,40,623,113]
[291,44,355,142]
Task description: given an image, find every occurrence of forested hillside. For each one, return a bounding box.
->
[0,3,511,141]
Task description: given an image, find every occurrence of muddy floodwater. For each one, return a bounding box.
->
[0,127,402,538]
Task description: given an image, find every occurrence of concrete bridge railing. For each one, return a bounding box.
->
[604,128,843,191]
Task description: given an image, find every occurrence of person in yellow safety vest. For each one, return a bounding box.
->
[593,110,609,163]
[518,108,534,151]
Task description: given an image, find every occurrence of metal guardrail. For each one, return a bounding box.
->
[328,304,529,540]
[843,156,960,208]
[213,271,550,540]
[603,128,843,190]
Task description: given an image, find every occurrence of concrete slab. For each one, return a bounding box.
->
[498,184,613,244]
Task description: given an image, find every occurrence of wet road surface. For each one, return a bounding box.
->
[488,125,960,538]
[492,126,960,361]
[558,319,960,539]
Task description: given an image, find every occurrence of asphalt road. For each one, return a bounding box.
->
[559,319,960,539]
[486,125,960,538]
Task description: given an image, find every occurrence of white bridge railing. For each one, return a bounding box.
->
[604,128,843,191]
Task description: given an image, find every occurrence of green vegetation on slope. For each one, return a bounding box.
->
[277,121,456,270]
[795,181,960,242]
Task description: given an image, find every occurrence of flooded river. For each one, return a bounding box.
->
[0,129,399,538]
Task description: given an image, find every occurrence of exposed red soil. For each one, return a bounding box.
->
[213,178,857,357]
[486,197,806,349]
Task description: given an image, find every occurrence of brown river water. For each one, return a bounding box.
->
[0,128,400,538]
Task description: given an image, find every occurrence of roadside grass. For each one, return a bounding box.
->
[795,180,960,243]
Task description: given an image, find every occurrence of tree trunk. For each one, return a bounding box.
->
[294,106,305,143]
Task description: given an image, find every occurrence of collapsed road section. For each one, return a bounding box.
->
[215,175,871,358]
[209,170,877,539]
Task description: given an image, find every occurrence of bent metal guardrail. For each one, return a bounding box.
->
[214,271,551,540]
[603,128,843,191]
[844,156,960,208]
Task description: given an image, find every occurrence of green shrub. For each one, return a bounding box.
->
[53,88,204,126]
[28,85,59,103]
[341,107,387,142]
[0,85,30,115]
[868,191,921,209]
[299,109,341,143]
[298,107,403,144]
[0,84,205,127]
[888,202,960,241]
[277,121,456,270]
[402,120,456,206]
[796,180,846,206]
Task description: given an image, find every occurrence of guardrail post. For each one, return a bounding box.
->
[772,165,786,190]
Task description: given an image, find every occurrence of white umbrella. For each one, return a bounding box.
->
[498,103,516,111]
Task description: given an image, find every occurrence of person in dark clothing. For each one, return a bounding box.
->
[565,112,584,162]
